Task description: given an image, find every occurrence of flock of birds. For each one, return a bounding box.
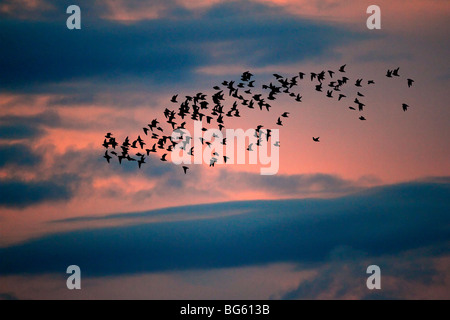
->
[102,65,414,174]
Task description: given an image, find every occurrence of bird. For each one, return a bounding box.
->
[209,157,218,167]
[137,157,145,169]
[103,67,415,171]
[104,151,112,163]
[393,67,400,77]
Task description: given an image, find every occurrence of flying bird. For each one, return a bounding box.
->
[104,151,112,163]
[393,67,400,77]
[103,67,414,172]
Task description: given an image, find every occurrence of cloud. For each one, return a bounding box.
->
[0,110,60,140]
[0,292,18,300]
[0,0,54,20]
[281,246,450,299]
[0,174,79,208]
[217,171,365,196]
[0,1,362,93]
[0,180,448,277]
[0,143,42,167]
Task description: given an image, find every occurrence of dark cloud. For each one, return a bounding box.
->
[281,246,449,300]
[0,110,60,140]
[0,125,43,140]
[0,174,79,208]
[0,1,362,93]
[217,171,363,196]
[0,144,42,167]
[0,180,448,279]
[0,292,18,300]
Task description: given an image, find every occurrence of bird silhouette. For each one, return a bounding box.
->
[104,151,112,163]
[393,67,400,77]
[103,66,415,172]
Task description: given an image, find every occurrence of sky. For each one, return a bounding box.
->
[0,0,449,300]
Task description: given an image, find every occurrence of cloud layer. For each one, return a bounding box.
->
[1,180,448,277]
